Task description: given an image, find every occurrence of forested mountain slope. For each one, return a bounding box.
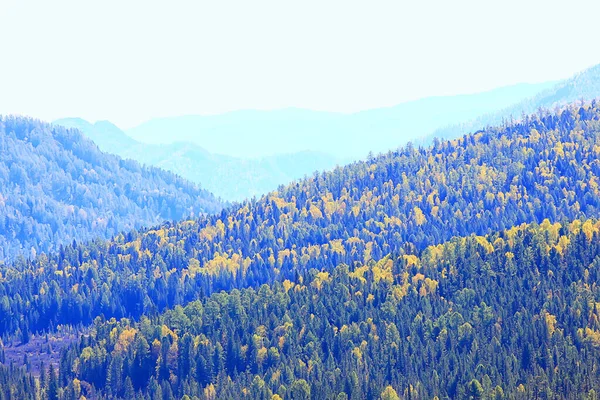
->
[0,116,222,262]
[433,63,600,141]
[53,118,339,201]
[54,219,600,399]
[3,103,600,340]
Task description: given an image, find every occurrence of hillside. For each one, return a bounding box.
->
[124,82,556,160]
[3,103,600,341]
[53,118,339,201]
[4,103,600,398]
[0,116,222,262]
[433,63,600,141]
[57,219,600,399]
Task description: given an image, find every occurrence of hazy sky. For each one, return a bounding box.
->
[1,0,599,128]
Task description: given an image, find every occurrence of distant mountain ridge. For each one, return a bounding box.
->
[124,81,556,160]
[0,116,222,262]
[53,118,341,201]
[55,81,557,201]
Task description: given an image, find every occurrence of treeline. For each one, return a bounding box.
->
[38,219,600,399]
[3,104,600,339]
[0,116,223,262]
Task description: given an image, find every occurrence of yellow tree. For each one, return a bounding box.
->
[380,386,400,400]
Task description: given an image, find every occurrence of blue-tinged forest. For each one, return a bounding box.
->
[3,104,600,398]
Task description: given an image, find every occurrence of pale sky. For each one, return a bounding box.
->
[1,0,599,128]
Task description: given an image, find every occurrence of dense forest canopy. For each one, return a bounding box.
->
[0,116,223,262]
[53,219,600,399]
[4,103,600,398]
[2,103,600,337]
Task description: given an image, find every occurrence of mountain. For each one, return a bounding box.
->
[432,63,600,141]
[54,118,138,151]
[54,118,340,201]
[0,115,222,262]
[55,81,557,201]
[4,102,600,398]
[124,82,557,160]
[62,219,600,399]
[3,102,600,333]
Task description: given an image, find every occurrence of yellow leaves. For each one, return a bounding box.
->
[329,239,345,256]
[267,252,276,267]
[474,236,494,254]
[269,195,288,210]
[411,273,425,285]
[392,283,409,302]
[349,265,369,284]
[380,386,401,400]
[311,271,332,291]
[278,336,286,350]
[540,219,561,241]
[543,311,557,336]
[496,191,505,205]
[426,191,437,206]
[270,370,282,386]
[204,384,217,400]
[423,244,444,264]
[72,378,82,398]
[277,249,291,267]
[294,284,307,293]
[536,160,553,180]
[256,346,268,365]
[199,223,220,241]
[553,235,570,255]
[323,198,339,218]
[161,325,178,341]
[152,339,161,358]
[184,258,201,279]
[80,347,94,361]
[454,209,463,220]
[420,278,438,296]
[403,254,419,268]
[529,128,541,142]
[201,252,244,277]
[114,327,137,353]
[582,220,595,241]
[309,204,323,219]
[372,258,394,284]
[215,219,226,237]
[410,274,438,297]
[282,279,294,293]
[578,327,600,347]
[256,325,267,337]
[384,215,402,228]
[554,141,565,157]
[412,206,427,226]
